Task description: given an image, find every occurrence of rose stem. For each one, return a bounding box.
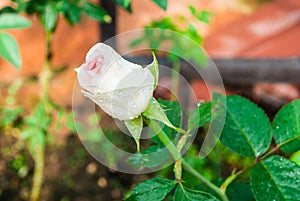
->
[171,60,180,100]
[150,121,229,201]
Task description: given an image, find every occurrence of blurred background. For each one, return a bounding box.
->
[0,0,299,200]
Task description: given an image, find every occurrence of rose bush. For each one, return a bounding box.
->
[75,43,155,120]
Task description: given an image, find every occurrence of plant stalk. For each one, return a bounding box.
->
[30,31,53,201]
[170,60,180,100]
[220,135,300,192]
[152,122,229,201]
[30,144,45,201]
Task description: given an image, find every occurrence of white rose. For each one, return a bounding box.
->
[75,43,155,121]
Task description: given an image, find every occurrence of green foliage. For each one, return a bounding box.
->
[190,102,210,130]
[174,185,220,201]
[128,145,171,168]
[290,150,300,166]
[9,154,29,178]
[152,0,168,10]
[130,3,210,67]
[114,0,168,12]
[189,6,212,24]
[0,33,21,68]
[250,156,300,201]
[188,100,224,131]
[127,95,300,201]
[41,3,58,32]
[130,23,206,66]
[219,95,272,157]
[0,106,23,127]
[124,178,176,201]
[1,0,111,33]
[128,99,181,168]
[82,3,111,23]
[0,80,24,127]
[226,182,255,201]
[21,104,50,154]
[115,0,132,12]
[0,13,31,29]
[61,0,81,24]
[273,99,300,153]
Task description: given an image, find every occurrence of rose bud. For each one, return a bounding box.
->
[75,43,155,121]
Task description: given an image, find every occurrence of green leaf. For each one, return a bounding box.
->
[83,3,111,23]
[0,6,16,14]
[63,1,81,25]
[1,106,23,126]
[197,10,212,24]
[173,185,220,201]
[21,127,37,140]
[226,182,255,201]
[0,13,31,29]
[0,33,21,68]
[290,150,300,166]
[114,0,132,12]
[250,155,300,201]
[24,103,51,130]
[188,102,210,131]
[128,145,171,168]
[186,23,202,44]
[187,101,224,131]
[14,0,29,12]
[152,0,168,10]
[220,95,272,157]
[41,3,58,32]
[125,177,176,201]
[189,6,212,24]
[125,116,143,152]
[146,52,159,89]
[273,99,300,153]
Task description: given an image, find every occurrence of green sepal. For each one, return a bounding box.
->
[146,52,159,89]
[142,98,187,135]
[125,116,143,152]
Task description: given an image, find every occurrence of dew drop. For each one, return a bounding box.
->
[132,104,137,108]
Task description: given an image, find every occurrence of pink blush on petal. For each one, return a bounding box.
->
[84,55,104,75]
